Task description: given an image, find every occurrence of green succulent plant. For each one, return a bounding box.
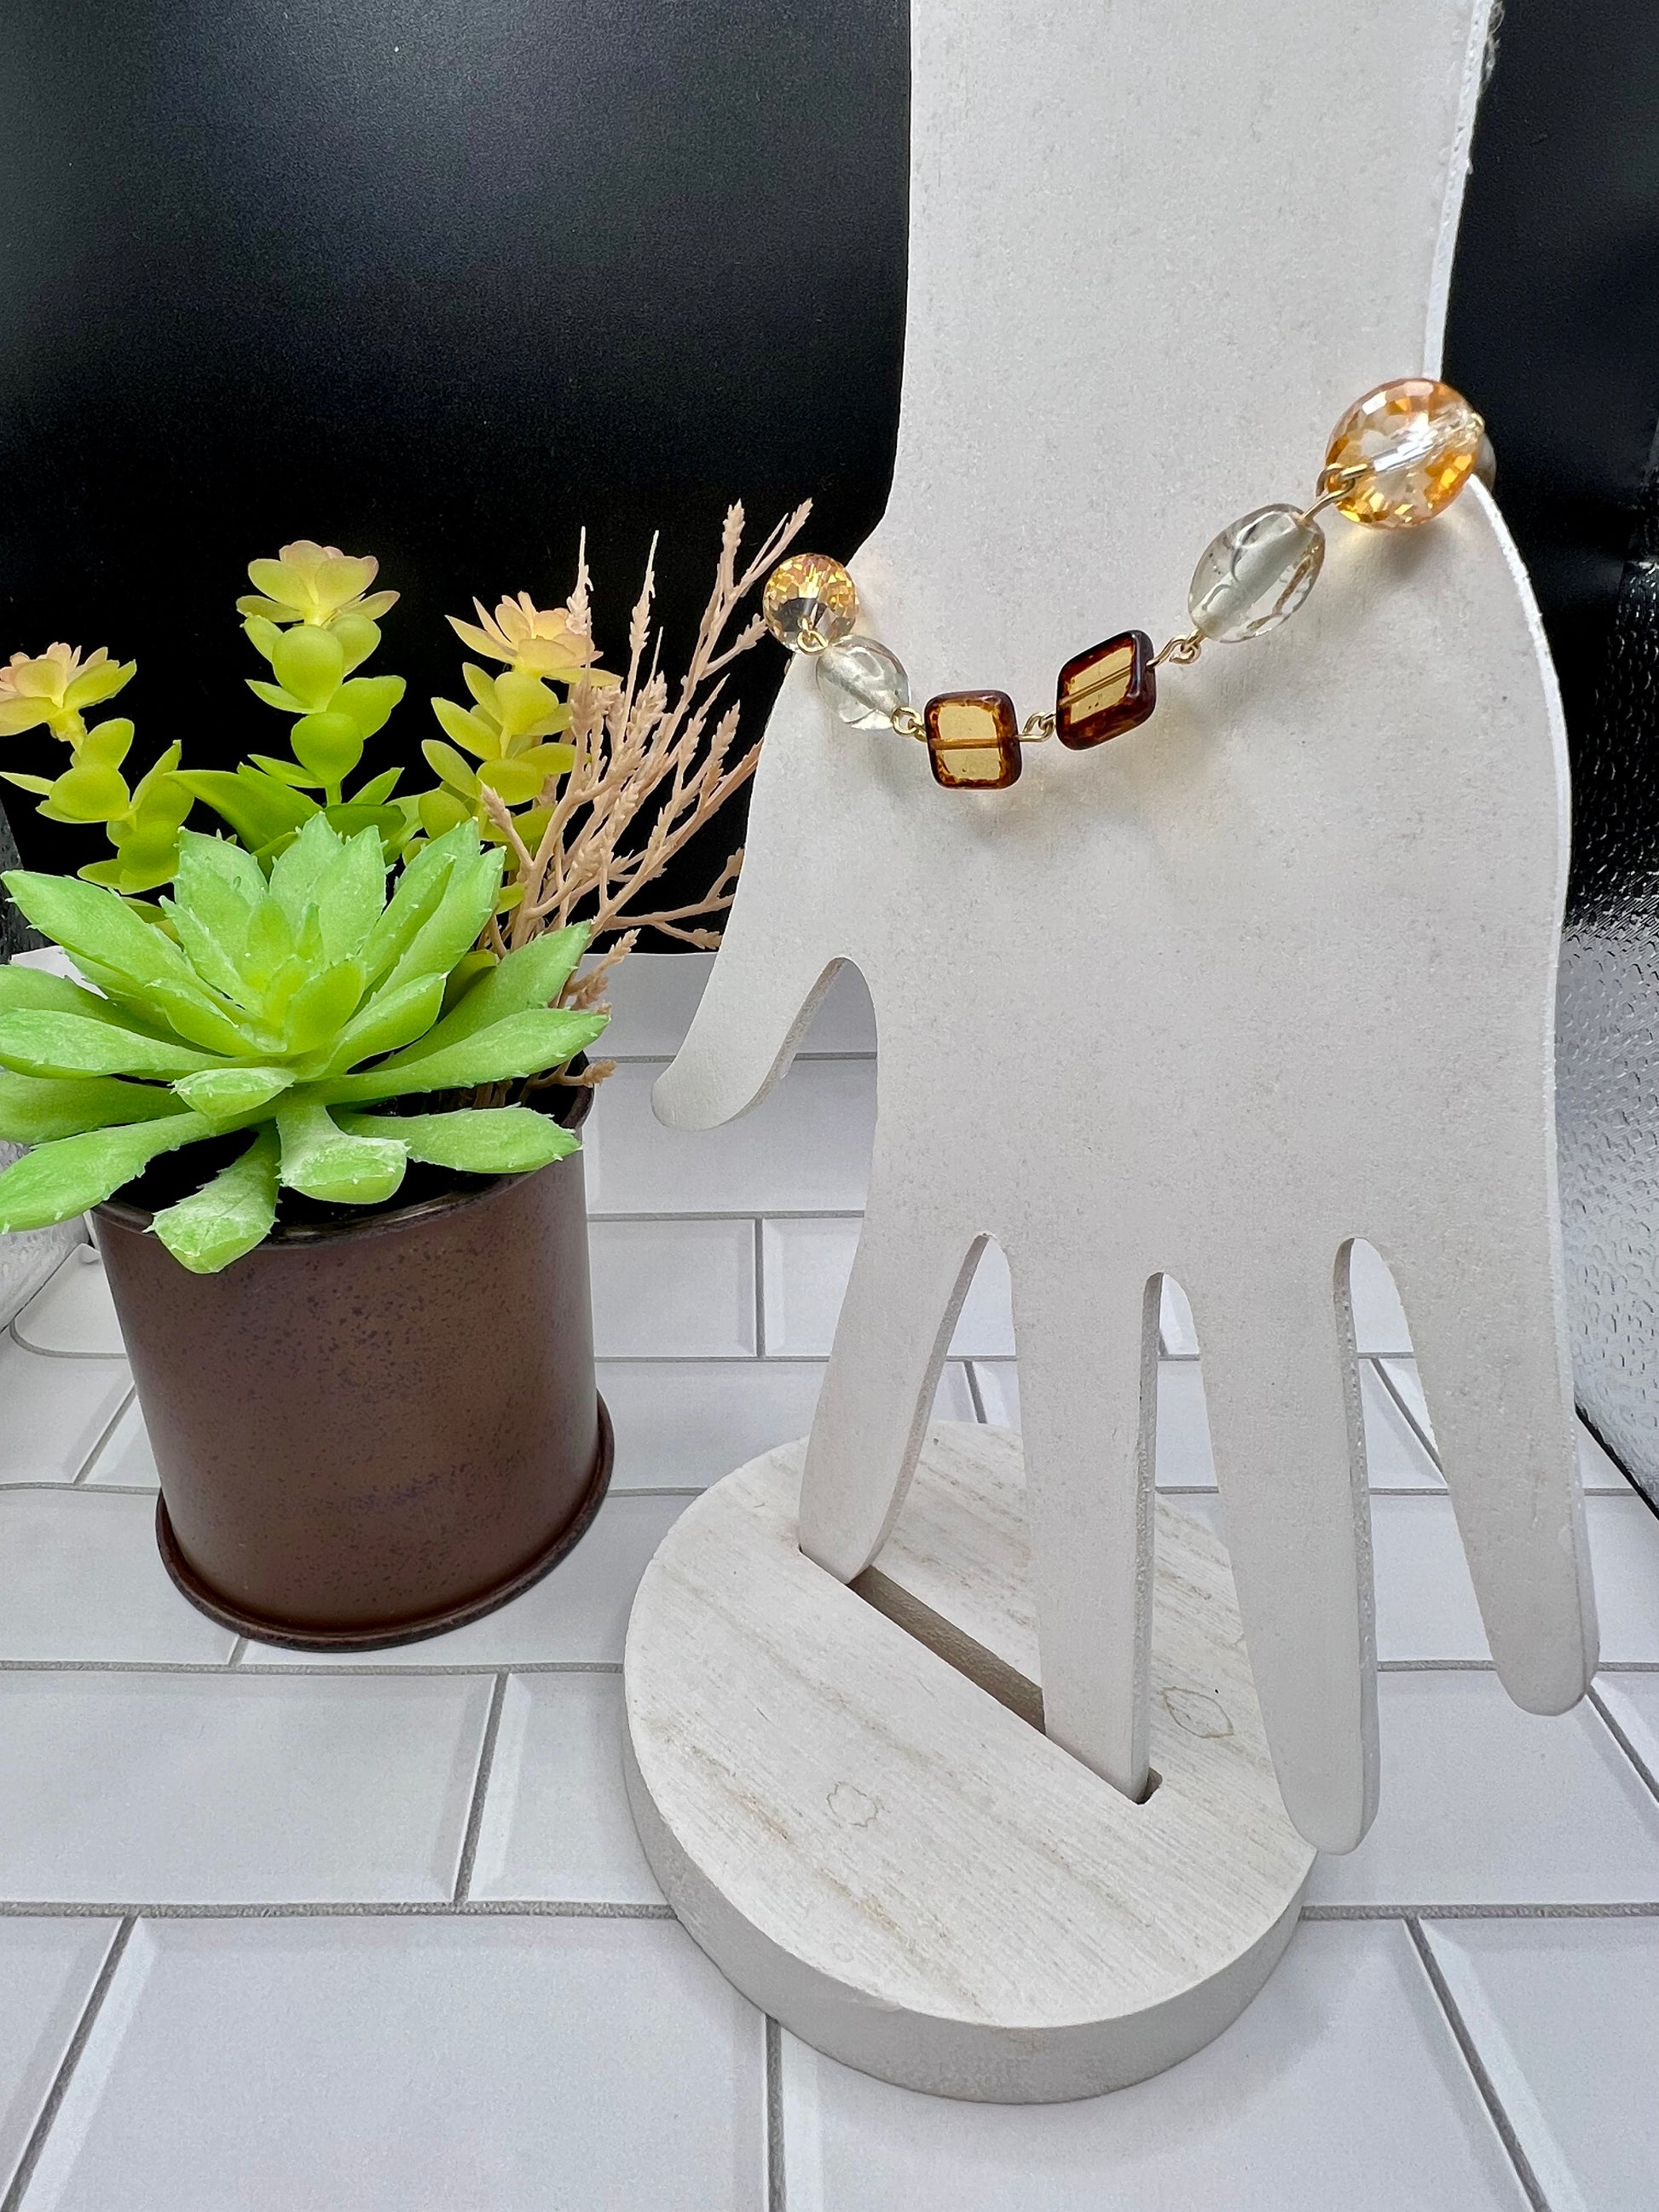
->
[0,816,605,1273]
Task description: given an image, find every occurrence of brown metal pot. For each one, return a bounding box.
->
[94,1087,610,1650]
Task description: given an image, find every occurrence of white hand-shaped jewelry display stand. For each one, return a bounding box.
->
[622,0,1599,2100]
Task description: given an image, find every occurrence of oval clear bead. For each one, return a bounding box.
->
[1188,505,1325,643]
[816,637,910,727]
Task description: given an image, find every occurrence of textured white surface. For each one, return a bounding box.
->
[1421,1917,1659,2212]
[1307,1672,1659,1906]
[0,993,1652,2195]
[0,1338,129,1486]
[0,1492,235,1663]
[0,1672,491,1903]
[467,1674,663,1905]
[0,1921,119,2192]
[779,1922,1528,2212]
[653,0,1595,1851]
[624,1424,1313,2101]
[17,1918,764,2212]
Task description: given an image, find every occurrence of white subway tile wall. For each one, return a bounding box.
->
[0,947,1650,2207]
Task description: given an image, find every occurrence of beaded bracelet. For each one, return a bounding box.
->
[761,378,1490,790]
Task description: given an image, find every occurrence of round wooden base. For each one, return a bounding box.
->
[623,1421,1315,2103]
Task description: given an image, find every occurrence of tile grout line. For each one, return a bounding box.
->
[1370,1354,1442,1465]
[0,1897,1650,1923]
[753,1218,767,1356]
[765,2016,786,2212]
[0,1915,135,2212]
[1587,1682,1659,1805]
[70,1387,136,1487]
[0,1899,677,1920]
[1302,1900,1659,1920]
[1403,1915,1552,2212]
[0,1659,624,1678]
[452,1673,509,1904]
[962,1362,988,1424]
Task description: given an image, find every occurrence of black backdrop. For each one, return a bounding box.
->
[3,0,1659,919]
[0,0,908,914]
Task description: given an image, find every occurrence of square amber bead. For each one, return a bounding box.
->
[1055,629,1156,749]
[924,690,1022,789]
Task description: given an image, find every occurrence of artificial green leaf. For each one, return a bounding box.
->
[150,1128,280,1273]
[246,679,305,713]
[305,970,444,1077]
[48,762,131,822]
[329,613,381,674]
[351,766,403,806]
[271,625,346,710]
[335,675,403,738]
[280,960,366,1054]
[0,963,169,1033]
[421,736,479,794]
[1,869,199,1000]
[78,719,136,770]
[379,848,503,996]
[431,697,497,758]
[493,669,561,739]
[355,824,477,985]
[322,1007,607,1104]
[63,659,136,713]
[242,615,283,666]
[416,788,471,840]
[476,755,552,806]
[0,1010,220,1081]
[0,1110,210,1233]
[335,1106,579,1175]
[438,948,496,1014]
[290,711,363,783]
[171,1066,292,1120]
[0,1071,188,1143]
[300,823,384,960]
[275,1099,407,1204]
[401,926,591,1054]
[247,754,324,790]
[174,767,317,850]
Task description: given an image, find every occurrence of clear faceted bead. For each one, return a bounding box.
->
[1321,378,1485,528]
[816,636,910,727]
[762,553,859,651]
[1188,505,1325,643]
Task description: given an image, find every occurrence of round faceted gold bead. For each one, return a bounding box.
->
[762,553,859,651]
[1320,378,1485,528]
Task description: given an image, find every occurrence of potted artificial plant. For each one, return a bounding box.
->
[0,506,805,1646]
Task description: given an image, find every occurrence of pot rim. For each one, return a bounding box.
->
[95,1077,594,1250]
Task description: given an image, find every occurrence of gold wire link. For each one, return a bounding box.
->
[796,623,830,656]
[1296,459,1367,525]
[889,705,927,741]
[1020,712,1055,742]
[1153,632,1204,668]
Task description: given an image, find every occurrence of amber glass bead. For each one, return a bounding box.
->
[923,690,1022,788]
[1055,629,1156,749]
[762,554,859,650]
[1321,378,1485,528]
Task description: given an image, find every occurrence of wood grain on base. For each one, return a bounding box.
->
[623,1423,1314,2101]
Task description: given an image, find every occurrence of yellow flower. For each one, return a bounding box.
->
[0,644,135,735]
[448,592,614,683]
[236,541,398,627]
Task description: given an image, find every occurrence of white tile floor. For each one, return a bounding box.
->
[0,951,1654,2209]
